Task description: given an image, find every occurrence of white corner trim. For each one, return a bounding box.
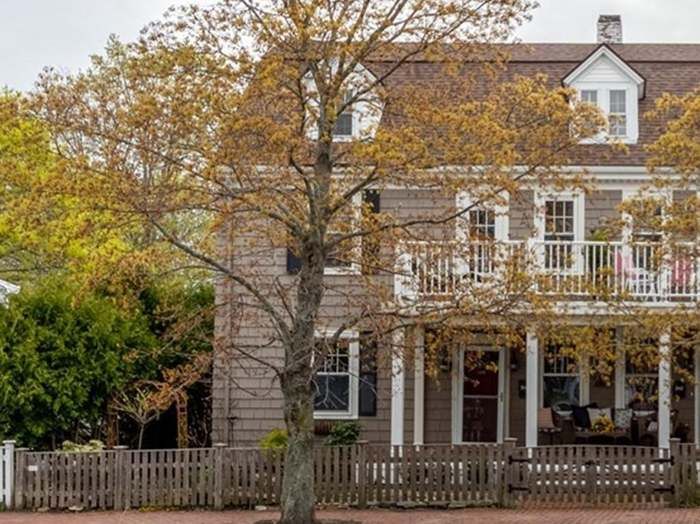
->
[313,329,360,420]
[413,327,425,446]
[390,328,405,446]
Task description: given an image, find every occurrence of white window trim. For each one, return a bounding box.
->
[539,344,589,411]
[455,191,510,242]
[302,62,383,143]
[534,190,586,274]
[313,330,360,420]
[534,190,585,243]
[576,84,639,145]
[324,192,362,276]
[621,188,671,242]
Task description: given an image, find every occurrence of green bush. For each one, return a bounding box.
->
[325,421,361,446]
[260,428,288,451]
[61,440,105,452]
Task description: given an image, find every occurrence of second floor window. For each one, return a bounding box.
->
[468,209,496,240]
[333,91,354,138]
[609,90,627,137]
[544,198,576,271]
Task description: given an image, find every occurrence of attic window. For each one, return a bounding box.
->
[609,90,627,137]
[333,92,354,138]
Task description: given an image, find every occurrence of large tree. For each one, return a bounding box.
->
[33,2,604,522]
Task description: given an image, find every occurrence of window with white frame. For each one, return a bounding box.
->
[325,193,362,274]
[542,343,580,412]
[333,91,354,138]
[625,355,658,412]
[576,88,635,141]
[544,198,576,271]
[313,334,359,418]
[468,209,496,240]
[580,89,598,106]
[609,90,627,137]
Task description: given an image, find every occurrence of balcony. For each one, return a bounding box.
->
[395,239,699,306]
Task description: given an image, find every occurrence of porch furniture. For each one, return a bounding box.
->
[538,407,563,445]
[574,429,628,445]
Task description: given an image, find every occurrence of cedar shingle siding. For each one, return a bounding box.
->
[214,43,700,446]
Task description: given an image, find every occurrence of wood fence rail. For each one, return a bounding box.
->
[6,438,700,511]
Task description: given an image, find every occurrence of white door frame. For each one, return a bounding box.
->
[451,346,506,444]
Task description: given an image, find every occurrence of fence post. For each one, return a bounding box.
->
[501,438,516,508]
[213,443,227,510]
[2,440,15,510]
[113,446,128,511]
[357,441,368,509]
[669,438,681,506]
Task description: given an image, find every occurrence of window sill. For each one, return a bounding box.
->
[313,411,358,420]
[324,265,361,276]
[579,135,638,145]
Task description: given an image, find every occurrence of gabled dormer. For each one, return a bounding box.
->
[563,44,645,145]
[303,61,383,142]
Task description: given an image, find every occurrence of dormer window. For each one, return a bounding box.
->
[333,91,354,138]
[564,45,645,145]
[609,90,627,137]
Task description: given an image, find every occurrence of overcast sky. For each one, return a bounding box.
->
[2,0,699,91]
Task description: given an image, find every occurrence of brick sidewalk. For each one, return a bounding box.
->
[2,508,700,524]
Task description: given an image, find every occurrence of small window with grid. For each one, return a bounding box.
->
[333,91,354,138]
[609,90,627,137]
[314,338,352,413]
[542,343,580,412]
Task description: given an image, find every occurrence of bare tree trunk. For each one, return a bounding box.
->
[138,424,146,450]
[279,375,316,524]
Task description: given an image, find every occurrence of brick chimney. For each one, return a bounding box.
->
[597,15,623,44]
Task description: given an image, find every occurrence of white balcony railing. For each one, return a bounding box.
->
[396,239,699,304]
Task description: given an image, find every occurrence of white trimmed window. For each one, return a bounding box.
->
[313,333,360,419]
[468,209,496,240]
[609,89,627,137]
[325,192,362,275]
[542,343,580,412]
[625,356,658,413]
[332,91,354,139]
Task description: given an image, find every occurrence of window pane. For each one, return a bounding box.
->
[609,115,627,136]
[610,90,627,113]
[314,375,350,411]
[581,90,598,105]
[625,376,658,411]
[333,112,353,136]
[543,376,580,410]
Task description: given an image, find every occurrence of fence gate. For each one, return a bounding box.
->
[508,445,675,506]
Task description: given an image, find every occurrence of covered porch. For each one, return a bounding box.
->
[390,327,700,449]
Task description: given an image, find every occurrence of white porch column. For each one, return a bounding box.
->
[614,327,626,409]
[413,327,425,446]
[695,345,700,448]
[658,330,672,449]
[390,328,405,447]
[526,331,539,448]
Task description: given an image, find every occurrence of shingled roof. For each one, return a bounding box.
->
[363,43,700,167]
